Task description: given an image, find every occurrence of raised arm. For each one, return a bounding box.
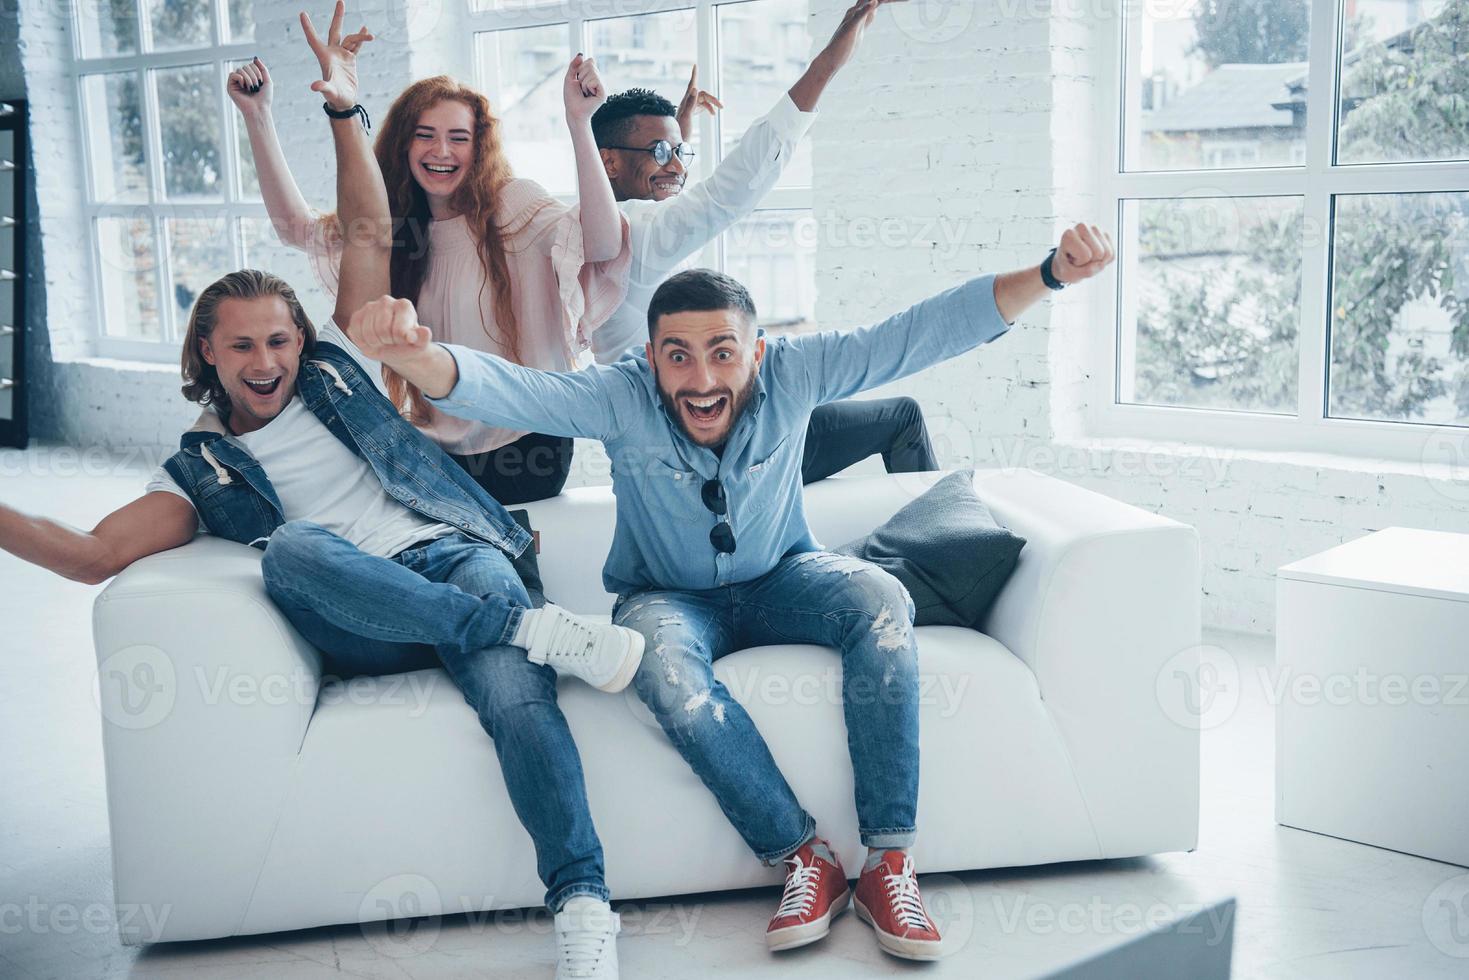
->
[675,65,724,142]
[795,223,1116,405]
[347,296,626,442]
[631,0,888,278]
[228,58,320,250]
[300,2,390,324]
[564,55,622,263]
[0,493,197,586]
[787,0,897,111]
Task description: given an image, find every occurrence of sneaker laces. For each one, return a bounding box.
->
[545,612,598,663]
[882,856,932,932]
[558,910,615,977]
[775,854,822,919]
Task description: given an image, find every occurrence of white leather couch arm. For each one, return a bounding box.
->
[975,468,1201,856]
[806,468,1201,857]
[92,536,321,943]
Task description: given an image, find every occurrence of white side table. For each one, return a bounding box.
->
[1276,527,1469,868]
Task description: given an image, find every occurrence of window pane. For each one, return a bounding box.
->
[1118,196,1303,414]
[239,217,331,324]
[77,0,141,57]
[476,25,574,194]
[1337,0,1468,165]
[1328,192,1469,426]
[717,0,812,188]
[96,217,161,341]
[226,0,255,43]
[587,9,697,110]
[723,209,816,335]
[228,60,260,198]
[153,64,223,200]
[164,217,234,332]
[82,73,148,203]
[144,0,211,51]
[1124,0,1310,171]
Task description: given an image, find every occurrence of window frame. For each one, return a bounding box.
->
[466,0,812,291]
[1094,0,1469,463]
[71,0,265,362]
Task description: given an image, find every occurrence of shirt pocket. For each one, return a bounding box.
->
[644,455,707,526]
[743,436,790,482]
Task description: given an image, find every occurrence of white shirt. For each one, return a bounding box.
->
[146,321,457,559]
[591,94,818,364]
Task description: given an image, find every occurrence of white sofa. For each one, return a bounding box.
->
[91,468,1201,944]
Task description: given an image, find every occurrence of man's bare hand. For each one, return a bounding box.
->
[818,0,904,74]
[301,1,375,112]
[676,65,723,142]
[1052,223,1116,284]
[349,296,434,364]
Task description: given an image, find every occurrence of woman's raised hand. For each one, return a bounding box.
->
[227,57,273,118]
[564,54,608,126]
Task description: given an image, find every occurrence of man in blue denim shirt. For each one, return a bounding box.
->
[349,221,1116,960]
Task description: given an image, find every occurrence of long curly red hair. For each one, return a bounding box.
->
[373,77,528,421]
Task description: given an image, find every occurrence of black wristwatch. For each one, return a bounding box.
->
[1040,248,1067,291]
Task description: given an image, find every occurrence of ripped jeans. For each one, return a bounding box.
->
[613,551,920,864]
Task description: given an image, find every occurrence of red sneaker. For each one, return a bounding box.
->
[765,838,851,951]
[854,851,943,960]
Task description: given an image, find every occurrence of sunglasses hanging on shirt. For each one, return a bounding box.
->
[701,478,736,555]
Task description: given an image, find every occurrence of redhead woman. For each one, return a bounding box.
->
[228,4,629,504]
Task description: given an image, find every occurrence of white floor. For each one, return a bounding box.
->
[2,443,1466,979]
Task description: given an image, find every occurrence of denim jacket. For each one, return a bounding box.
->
[161,340,531,557]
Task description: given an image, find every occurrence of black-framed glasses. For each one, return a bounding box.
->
[701,478,736,555]
[605,139,695,167]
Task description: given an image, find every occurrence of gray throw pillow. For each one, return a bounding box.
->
[837,470,1025,630]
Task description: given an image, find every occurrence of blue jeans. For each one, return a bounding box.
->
[614,551,920,864]
[260,520,608,911]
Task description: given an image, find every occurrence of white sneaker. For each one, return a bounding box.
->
[554,897,620,979]
[521,604,645,693]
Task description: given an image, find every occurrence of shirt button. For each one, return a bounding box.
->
[674,474,683,480]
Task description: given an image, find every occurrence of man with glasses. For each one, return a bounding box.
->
[343,220,1116,961]
[589,0,939,487]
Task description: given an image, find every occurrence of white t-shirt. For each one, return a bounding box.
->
[146,321,457,559]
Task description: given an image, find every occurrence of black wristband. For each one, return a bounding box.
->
[1040,247,1066,290]
[323,102,372,134]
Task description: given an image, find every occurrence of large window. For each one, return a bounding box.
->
[1105,0,1469,458]
[72,0,298,358]
[471,0,816,334]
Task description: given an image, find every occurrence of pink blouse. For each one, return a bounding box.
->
[301,177,631,455]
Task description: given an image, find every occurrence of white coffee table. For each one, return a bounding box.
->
[1276,526,1469,867]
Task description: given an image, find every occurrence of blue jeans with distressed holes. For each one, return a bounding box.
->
[614,551,920,864]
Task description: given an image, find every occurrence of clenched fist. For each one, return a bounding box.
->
[1051,223,1116,284]
[564,54,607,125]
[349,296,434,363]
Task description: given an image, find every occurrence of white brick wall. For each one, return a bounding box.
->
[11,0,1469,634]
